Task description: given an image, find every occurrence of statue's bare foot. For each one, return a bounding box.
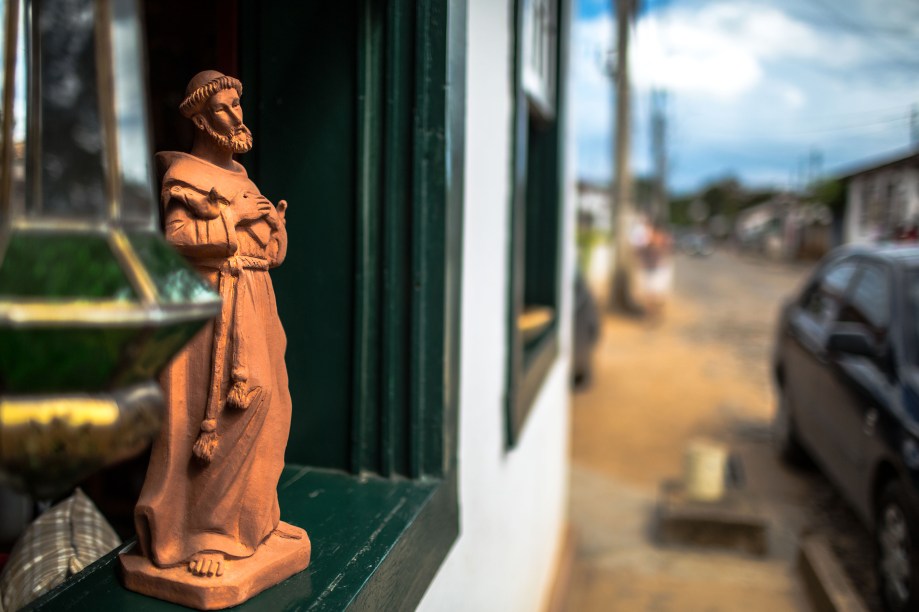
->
[188,552,225,577]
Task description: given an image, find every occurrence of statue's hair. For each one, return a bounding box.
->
[179,75,242,118]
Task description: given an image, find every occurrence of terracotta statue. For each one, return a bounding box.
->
[120,71,310,610]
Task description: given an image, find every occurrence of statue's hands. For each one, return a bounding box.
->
[264,204,280,230]
[231,192,273,224]
[277,200,287,223]
[265,200,287,230]
[264,200,287,230]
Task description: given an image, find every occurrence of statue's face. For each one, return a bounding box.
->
[195,88,253,154]
[207,88,243,135]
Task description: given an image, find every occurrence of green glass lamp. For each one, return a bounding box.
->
[0,0,220,498]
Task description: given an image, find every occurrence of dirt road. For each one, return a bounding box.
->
[563,251,853,611]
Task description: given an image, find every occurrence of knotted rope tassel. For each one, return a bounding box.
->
[192,418,219,463]
[192,259,240,464]
[227,345,260,410]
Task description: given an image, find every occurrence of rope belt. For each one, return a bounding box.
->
[192,255,269,464]
[198,254,270,274]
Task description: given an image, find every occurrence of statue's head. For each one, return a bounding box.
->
[180,70,252,154]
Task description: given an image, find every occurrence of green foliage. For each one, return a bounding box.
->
[700,176,741,218]
[576,227,607,273]
[810,178,846,214]
[667,178,782,228]
[669,196,693,226]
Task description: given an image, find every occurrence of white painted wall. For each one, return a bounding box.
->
[844,168,919,243]
[906,171,919,220]
[416,0,574,609]
[844,176,865,243]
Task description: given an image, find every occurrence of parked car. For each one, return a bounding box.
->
[772,244,919,612]
[679,231,714,257]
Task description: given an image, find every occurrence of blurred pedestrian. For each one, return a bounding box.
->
[636,222,673,319]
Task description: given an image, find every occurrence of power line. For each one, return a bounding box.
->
[783,114,908,136]
[798,104,919,123]
[911,105,919,148]
[805,0,919,39]
[701,120,906,141]
[678,104,914,124]
[808,0,919,68]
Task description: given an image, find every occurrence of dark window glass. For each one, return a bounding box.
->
[506,0,564,445]
[823,261,857,294]
[844,265,890,330]
[801,261,856,322]
[802,289,835,323]
[28,0,108,220]
[909,270,919,364]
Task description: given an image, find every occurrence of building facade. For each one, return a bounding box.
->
[841,151,919,244]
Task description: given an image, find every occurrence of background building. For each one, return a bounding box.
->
[841,150,919,244]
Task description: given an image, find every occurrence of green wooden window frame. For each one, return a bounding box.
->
[32,0,466,610]
[506,0,569,446]
[238,0,461,479]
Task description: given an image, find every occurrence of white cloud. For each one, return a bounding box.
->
[633,7,760,99]
[630,2,868,99]
[572,0,919,191]
[781,86,805,110]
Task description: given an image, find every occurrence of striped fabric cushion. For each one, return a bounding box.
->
[0,488,120,611]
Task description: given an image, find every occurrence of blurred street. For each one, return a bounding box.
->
[563,249,878,611]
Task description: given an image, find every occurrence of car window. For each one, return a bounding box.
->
[845,265,890,330]
[801,261,857,322]
[823,261,857,294]
[909,270,919,365]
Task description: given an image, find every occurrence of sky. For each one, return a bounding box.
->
[573,0,919,194]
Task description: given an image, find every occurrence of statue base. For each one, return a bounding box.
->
[120,522,311,610]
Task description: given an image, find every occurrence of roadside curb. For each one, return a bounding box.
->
[798,534,869,612]
[656,479,769,556]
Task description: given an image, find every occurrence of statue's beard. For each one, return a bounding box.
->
[202,121,253,154]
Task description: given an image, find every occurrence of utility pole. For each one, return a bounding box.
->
[809,148,823,188]
[608,0,638,311]
[797,156,807,194]
[910,104,919,149]
[651,89,668,225]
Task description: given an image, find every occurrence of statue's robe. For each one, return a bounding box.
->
[135,152,290,567]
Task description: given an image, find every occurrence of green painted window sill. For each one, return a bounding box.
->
[29,466,458,611]
[509,319,559,441]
